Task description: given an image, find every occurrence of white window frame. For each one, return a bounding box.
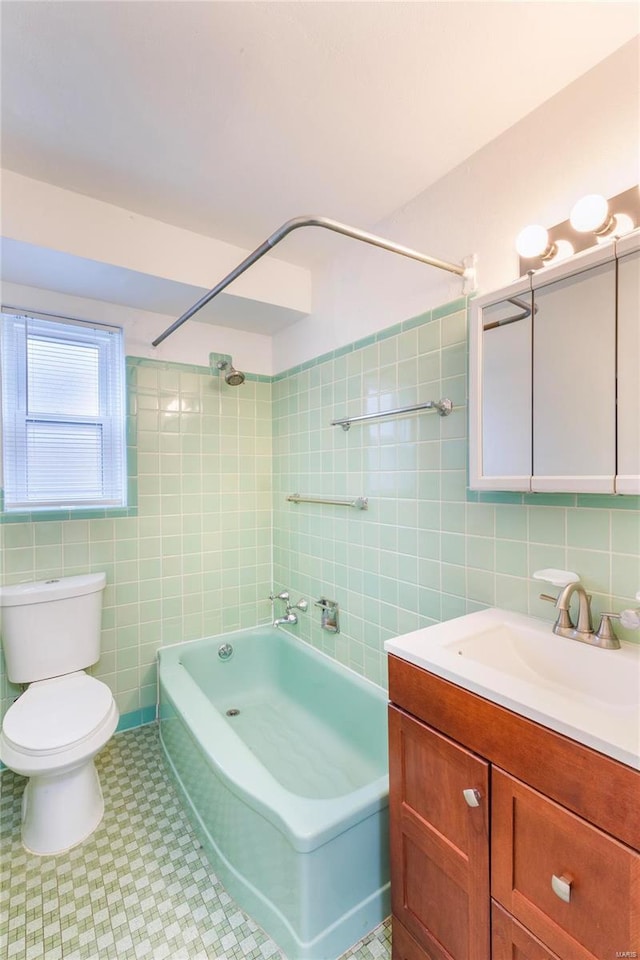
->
[1,310,127,512]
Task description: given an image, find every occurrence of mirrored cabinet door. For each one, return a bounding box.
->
[469,280,532,490]
[481,294,533,483]
[616,241,640,494]
[531,255,616,493]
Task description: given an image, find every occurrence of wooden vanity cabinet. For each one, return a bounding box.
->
[388,654,640,960]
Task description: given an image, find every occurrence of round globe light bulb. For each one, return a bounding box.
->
[549,239,574,262]
[612,212,635,236]
[516,224,551,259]
[596,212,635,243]
[570,194,609,233]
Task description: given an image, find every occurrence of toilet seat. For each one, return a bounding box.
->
[2,672,116,757]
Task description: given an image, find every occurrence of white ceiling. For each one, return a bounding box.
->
[2,1,639,272]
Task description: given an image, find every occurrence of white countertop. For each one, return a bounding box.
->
[385,608,640,771]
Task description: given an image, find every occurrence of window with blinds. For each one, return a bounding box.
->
[1,311,127,511]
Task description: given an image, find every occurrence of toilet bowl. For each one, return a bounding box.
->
[1,671,119,855]
[0,573,118,855]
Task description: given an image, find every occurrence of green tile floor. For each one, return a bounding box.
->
[0,725,392,960]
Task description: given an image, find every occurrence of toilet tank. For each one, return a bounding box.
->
[0,573,106,683]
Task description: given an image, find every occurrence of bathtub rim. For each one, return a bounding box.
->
[158,624,389,854]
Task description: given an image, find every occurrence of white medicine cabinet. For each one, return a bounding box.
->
[470,230,640,495]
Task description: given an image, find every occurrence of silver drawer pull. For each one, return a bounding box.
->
[551,873,572,903]
[462,788,482,807]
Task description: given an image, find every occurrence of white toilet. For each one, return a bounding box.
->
[0,572,118,855]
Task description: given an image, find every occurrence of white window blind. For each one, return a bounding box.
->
[1,311,127,511]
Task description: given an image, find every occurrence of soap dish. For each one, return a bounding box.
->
[533,569,580,588]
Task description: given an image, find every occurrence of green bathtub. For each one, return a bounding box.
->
[158,625,390,960]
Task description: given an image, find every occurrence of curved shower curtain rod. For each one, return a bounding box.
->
[152,214,477,347]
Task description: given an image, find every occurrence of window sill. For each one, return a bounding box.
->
[0,504,138,524]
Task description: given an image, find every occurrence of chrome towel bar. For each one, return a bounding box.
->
[331,398,453,431]
[287,493,369,510]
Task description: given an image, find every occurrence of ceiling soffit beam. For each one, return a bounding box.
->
[1,170,311,316]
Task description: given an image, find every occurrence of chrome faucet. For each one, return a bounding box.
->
[540,581,621,649]
[269,591,308,628]
[273,611,299,628]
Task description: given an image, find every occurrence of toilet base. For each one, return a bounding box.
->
[22,759,105,856]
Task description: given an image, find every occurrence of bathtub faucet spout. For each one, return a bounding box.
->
[273,611,299,628]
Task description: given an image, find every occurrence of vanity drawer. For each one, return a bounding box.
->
[492,768,640,959]
[492,901,562,960]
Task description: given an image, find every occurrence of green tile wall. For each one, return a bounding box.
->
[0,359,273,725]
[2,301,640,725]
[272,301,640,686]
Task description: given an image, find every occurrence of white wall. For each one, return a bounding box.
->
[1,282,274,374]
[2,171,311,315]
[275,38,639,372]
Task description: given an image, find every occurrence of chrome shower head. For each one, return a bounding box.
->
[216,359,245,386]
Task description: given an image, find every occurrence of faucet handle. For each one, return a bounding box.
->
[269,591,290,602]
[539,592,574,629]
[293,598,308,612]
[594,612,622,649]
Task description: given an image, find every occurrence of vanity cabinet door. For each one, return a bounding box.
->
[389,705,490,960]
[391,918,436,960]
[616,242,640,494]
[491,767,640,960]
[531,255,616,493]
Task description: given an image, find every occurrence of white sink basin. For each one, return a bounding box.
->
[385,608,640,770]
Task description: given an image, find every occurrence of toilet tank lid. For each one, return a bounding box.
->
[0,572,106,607]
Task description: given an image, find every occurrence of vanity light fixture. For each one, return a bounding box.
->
[515,185,638,276]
